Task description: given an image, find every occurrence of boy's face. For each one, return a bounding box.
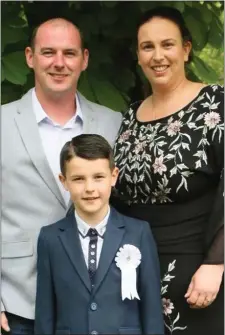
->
[59,157,119,222]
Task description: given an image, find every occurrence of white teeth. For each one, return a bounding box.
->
[152,66,168,72]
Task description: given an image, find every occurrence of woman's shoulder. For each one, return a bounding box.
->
[201,84,224,117]
[198,84,224,130]
[200,83,224,97]
[122,100,143,119]
[130,100,144,109]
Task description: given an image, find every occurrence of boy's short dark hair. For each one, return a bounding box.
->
[60,134,115,176]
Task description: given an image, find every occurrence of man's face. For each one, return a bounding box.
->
[59,157,119,222]
[25,20,89,97]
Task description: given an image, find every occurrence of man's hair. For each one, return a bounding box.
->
[60,134,115,176]
[29,17,84,51]
[136,6,193,63]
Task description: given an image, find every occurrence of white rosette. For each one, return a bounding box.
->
[115,244,141,300]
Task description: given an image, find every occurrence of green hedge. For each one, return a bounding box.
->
[1,1,224,111]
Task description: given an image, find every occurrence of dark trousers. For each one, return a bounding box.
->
[1,313,34,335]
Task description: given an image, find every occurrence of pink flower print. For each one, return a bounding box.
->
[162,298,174,315]
[204,112,221,129]
[134,141,147,154]
[153,156,167,175]
[118,130,132,143]
[167,120,183,137]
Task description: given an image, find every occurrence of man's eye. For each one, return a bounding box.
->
[95,176,104,179]
[42,51,53,56]
[65,52,76,56]
[73,178,83,181]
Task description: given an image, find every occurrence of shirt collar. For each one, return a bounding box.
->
[75,207,110,238]
[32,88,83,126]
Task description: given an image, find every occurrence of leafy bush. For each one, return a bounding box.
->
[1,1,224,111]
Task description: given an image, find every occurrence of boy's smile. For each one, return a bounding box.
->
[59,156,119,225]
[82,196,100,201]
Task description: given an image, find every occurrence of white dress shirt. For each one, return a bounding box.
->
[32,89,83,206]
[75,208,110,268]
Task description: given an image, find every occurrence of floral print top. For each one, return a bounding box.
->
[114,85,224,206]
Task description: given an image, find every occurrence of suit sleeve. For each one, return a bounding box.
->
[35,228,55,335]
[139,222,164,335]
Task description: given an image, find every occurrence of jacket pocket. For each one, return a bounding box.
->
[119,328,141,335]
[2,240,33,258]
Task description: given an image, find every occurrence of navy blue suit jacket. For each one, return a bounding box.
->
[35,207,164,335]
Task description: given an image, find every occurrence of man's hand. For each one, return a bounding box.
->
[1,312,10,333]
[185,264,224,309]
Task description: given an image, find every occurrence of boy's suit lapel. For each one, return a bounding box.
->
[58,209,125,295]
[14,89,66,208]
[58,214,92,292]
[93,208,125,295]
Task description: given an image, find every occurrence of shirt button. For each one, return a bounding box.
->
[90,302,97,311]
[91,331,98,335]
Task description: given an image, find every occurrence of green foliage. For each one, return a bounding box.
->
[198,45,224,84]
[2,51,30,85]
[1,1,224,110]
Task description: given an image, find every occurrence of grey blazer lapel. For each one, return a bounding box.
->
[77,92,97,134]
[93,208,125,295]
[14,90,66,208]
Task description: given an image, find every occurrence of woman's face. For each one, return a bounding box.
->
[137,17,191,89]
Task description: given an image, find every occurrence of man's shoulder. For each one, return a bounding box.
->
[2,98,20,113]
[78,92,122,120]
[1,99,21,125]
[1,89,33,115]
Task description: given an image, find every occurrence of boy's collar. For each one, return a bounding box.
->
[75,207,110,238]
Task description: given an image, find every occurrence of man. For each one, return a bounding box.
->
[1,18,122,334]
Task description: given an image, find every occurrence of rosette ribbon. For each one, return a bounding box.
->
[115,244,141,300]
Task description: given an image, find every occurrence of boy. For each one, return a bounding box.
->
[35,134,164,335]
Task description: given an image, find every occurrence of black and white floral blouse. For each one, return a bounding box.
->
[113,84,224,263]
[114,84,224,205]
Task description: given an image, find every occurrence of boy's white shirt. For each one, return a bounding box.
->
[75,207,110,268]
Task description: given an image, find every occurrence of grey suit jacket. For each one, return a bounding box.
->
[1,88,122,319]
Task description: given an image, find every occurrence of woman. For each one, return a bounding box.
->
[112,6,224,335]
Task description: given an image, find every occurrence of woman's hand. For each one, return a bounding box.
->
[184,264,224,309]
[1,312,10,333]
